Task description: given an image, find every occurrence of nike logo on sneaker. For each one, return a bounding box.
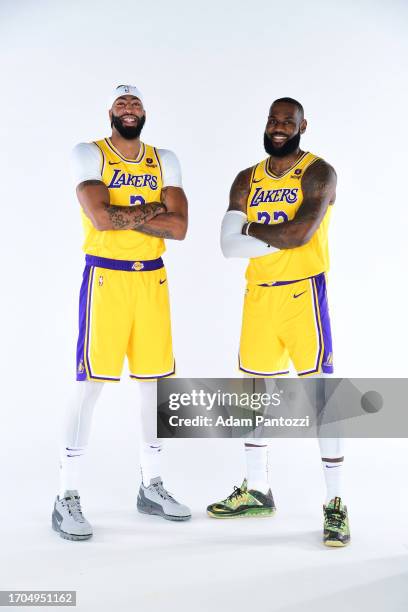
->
[293,291,306,298]
[109,161,121,165]
[159,279,167,285]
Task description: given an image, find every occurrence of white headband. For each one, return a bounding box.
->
[108,85,144,108]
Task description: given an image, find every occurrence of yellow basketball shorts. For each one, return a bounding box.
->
[239,273,333,377]
[76,255,175,382]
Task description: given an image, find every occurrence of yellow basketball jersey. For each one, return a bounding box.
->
[81,139,164,260]
[245,151,332,283]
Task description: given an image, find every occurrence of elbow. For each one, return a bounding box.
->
[92,220,109,231]
[178,226,188,240]
[90,211,111,231]
[295,235,311,247]
[290,226,314,248]
[175,220,188,240]
[220,236,233,258]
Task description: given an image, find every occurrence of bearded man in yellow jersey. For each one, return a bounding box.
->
[209,98,350,547]
[51,85,191,541]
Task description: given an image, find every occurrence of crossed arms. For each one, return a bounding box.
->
[76,180,188,240]
[223,158,336,255]
[76,158,334,247]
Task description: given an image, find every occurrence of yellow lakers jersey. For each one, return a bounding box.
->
[81,139,164,260]
[246,151,332,283]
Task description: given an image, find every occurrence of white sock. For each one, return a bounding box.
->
[242,374,272,493]
[244,440,270,493]
[59,381,103,497]
[135,381,163,486]
[319,437,344,504]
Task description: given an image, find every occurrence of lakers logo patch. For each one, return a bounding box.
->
[132,261,144,271]
[324,352,333,366]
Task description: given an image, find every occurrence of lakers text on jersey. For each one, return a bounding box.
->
[239,152,334,377]
[246,152,331,284]
[76,140,174,381]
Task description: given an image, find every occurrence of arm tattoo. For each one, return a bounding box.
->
[137,226,174,239]
[247,159,336,249]
[104,202,165,230]
[133,188,174,236]
[228,167,254,212]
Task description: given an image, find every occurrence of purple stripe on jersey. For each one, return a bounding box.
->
[314,273,334,373]
[76,265,92,381]
[153,147,163,184]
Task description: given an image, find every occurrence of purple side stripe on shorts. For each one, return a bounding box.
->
[314,273,333,374]
[76,265,92,381]
[297,273,328,377]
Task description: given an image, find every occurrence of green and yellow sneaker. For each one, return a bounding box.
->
[207,478,276,519]
[323,497,350,547]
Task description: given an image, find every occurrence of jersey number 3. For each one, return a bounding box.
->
[130,195,146,206]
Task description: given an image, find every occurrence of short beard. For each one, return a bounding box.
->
[111,113,146,140]
[264,130,301,158]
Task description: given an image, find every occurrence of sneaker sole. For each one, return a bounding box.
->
[137,506,191,522]
[52,514,93,541]
[324,538,350,547]
[207,508,276,519]
[137,492,191,522]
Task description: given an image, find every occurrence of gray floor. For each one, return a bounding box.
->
[2,437,407,612]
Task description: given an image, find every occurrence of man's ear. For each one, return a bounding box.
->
[300,118,307,135]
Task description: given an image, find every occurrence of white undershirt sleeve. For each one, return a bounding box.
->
[220,210,279,258]
[70,142,103,187]
[157,149,182,188]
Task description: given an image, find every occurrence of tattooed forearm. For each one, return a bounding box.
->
[244,159,336,249]
[136,226,174,239]
[103,202,166,230]
[133,210,188,240]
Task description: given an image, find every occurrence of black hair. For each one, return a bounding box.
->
[272,97,304,119]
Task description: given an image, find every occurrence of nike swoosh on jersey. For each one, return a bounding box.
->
[108,161,121,165]
[253,178,264,183]
[159,279,167,285]
[293,291,306,298]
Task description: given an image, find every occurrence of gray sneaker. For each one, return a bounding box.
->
[137,477,191,521]
[52,490,93,541]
